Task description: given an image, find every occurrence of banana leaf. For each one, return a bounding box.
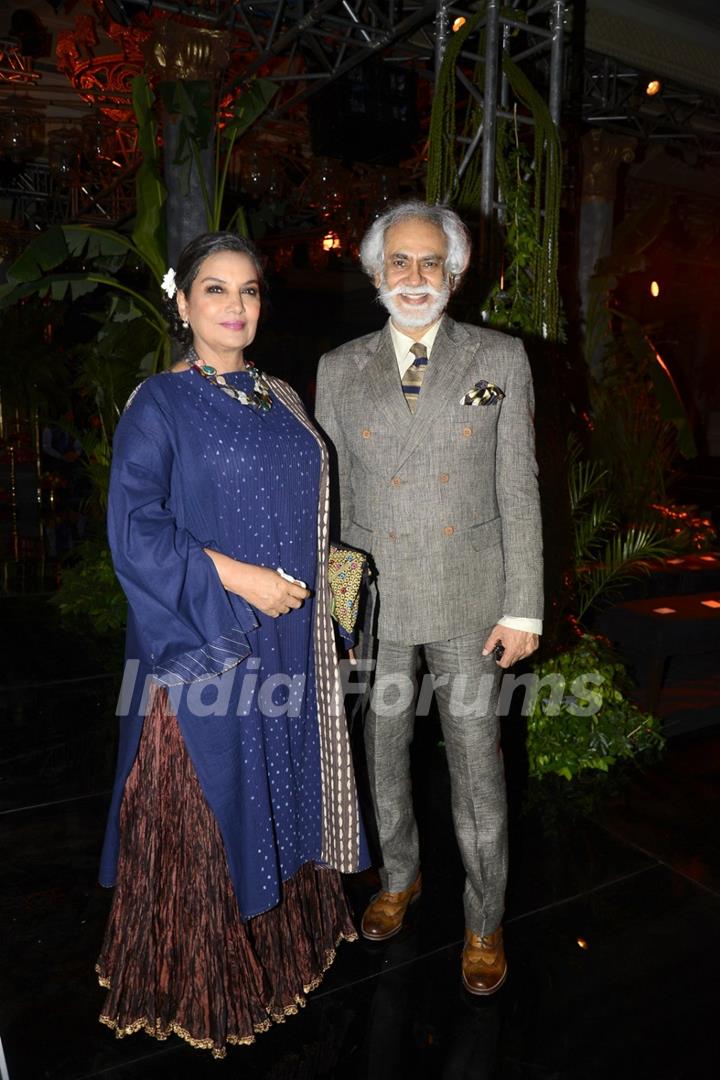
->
[131,75,167,282]
[0,224,139,307]
[156,76,277,229]
[5,224,68,283]
[223,78,278,140]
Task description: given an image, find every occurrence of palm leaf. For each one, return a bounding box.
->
[576,525,675,618]
[568,456,608,514]
[573,493,616,562]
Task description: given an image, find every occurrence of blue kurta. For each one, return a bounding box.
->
[99,367,365,919]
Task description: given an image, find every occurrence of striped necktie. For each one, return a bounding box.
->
[402,342,428,414]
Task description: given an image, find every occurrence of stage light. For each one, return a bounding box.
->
[650,280,660,297]
[452,17,467,32]
[322,231,341,251]
[577,938,588,950]
[645,79,662,96]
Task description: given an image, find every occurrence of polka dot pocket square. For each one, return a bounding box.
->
[461,380,506,406]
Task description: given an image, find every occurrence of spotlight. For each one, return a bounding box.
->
[650,280,660,298]
[452,17,467,32]
[645,79,662,96]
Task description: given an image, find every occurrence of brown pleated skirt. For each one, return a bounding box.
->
[96,687,357,1059]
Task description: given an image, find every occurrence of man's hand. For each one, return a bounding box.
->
[482,625,539,669]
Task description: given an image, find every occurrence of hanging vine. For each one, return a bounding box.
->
[426,5,562,342]
[426,10,485,206]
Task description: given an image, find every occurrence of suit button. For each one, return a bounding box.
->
[439,473,449,484]
[391,477,401,487]
[361,428,372,439]
[388,529,397,540]
[443,525,455,537]
[462,426,473,437]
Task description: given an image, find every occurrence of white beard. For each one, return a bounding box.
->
[378,279,450,330]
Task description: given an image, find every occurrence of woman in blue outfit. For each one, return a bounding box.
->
[96,232,368,1057]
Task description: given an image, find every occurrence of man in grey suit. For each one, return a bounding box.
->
[314,202,542,995]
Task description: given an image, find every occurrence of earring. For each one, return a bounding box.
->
[182,319,189,329]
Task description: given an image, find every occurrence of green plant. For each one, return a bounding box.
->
[426,4,562,341]
[0,73,277,644]
[157,77,277,233]
[567,436,676,621]
[529,436,670,783]
[0,79,171,372]
[49,538,126,637]
[527,635,664,781]
[0,74,278,377]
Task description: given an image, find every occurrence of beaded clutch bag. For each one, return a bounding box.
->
[328,544,367,637]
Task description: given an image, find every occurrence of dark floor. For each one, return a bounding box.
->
[1,589,719,1079]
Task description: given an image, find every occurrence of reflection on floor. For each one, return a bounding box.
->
[1,594,718,1079]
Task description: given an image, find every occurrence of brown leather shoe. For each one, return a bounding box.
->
[360,873,422,941]
[461,926,507,995]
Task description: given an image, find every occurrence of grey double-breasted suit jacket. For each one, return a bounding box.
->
[314,315,543,644]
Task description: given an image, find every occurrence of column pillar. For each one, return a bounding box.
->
[578,128,636,371]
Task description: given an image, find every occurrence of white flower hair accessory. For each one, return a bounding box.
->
[160,268,177,299]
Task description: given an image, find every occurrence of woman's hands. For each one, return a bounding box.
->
[204,550,310,617]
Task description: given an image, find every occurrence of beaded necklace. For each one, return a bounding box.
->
[185,346,272,412]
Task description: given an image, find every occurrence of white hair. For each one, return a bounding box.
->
[359,200,471,287]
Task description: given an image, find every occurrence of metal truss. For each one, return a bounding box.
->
[221,1,562,136]
[189,1,565,218]
[223,1,441,116]
[106,2,720,150]
[0,39,39,86]
[222,0,565,224]
[2,157,139,231]
[1,162,66,230]
[4,1,720,233]
[0,1,565,231]
[435,1,565,218]
[581,50,720,155]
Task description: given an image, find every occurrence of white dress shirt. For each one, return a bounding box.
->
[388,318,542,637]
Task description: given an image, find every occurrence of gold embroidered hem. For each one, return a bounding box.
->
[96,697,359,1060]
[97,930,357,1058]
[98,1014,257,1058]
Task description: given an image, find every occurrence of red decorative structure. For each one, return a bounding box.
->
[56,15,149,124]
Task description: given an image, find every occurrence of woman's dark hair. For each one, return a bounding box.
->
[162,231,266,348]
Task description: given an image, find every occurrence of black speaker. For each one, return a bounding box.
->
[309,60,419,165]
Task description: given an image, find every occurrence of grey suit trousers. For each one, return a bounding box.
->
[364,631,508,937]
